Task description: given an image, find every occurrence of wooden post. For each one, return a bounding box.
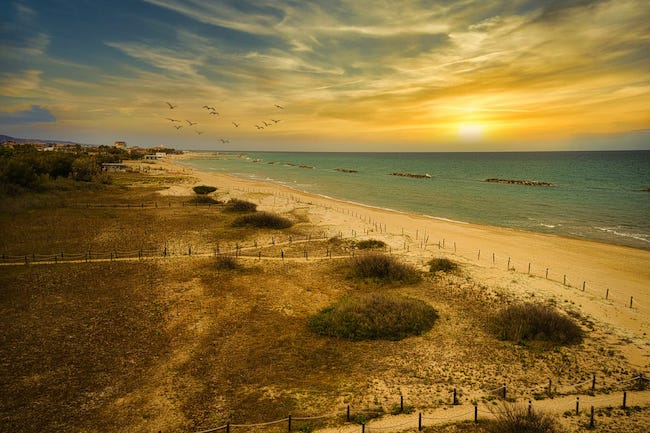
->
[545,268,549,279]
[454,242,456,252]
[629,297,633,308]
[418,413,422,431]
[347,405,350,422]
[563,274,566,285]
[622,391,627,409]
[258,251,262,261]
[453,388,458,405]
[582,281,586,291]
[605,288,609,299]
[528,400,532,416]
[576,397,580,415]
[226,423,230,433]
[361,423,365,433]
[502,383,507,400]
[548,378,552,396]
[288,414,292,432]
[592,374,596,391]
[528,263,531,274]
[589,406,595,428]
[474,405,478,423]
[492,253,495,264]
[507,257,511,270]
[400,395,404,412]
[477,250,481,260]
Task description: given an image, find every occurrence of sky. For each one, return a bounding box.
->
[1,0,649,151]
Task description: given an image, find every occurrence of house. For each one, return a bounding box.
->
[101,163,130,172]
[114,141,127,149]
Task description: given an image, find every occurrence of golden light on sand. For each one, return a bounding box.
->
[458,124,484,142]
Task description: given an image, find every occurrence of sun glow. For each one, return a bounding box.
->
[458,124,484,142]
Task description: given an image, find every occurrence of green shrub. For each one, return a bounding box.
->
[356,239,386,250]
[225,198,257,212]
[231,212,292,229]
[215,255,238,270]
[193,185,217,195]
[428,257,459,273]
[348,252,420,285]
[187,195,220,205]
[308,293,438,341]
[492,302,583,345]
[486,403,564,433]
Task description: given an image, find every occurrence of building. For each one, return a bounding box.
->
[114,141,127,149]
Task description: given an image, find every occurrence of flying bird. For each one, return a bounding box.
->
[166,102,177,109]
[271,119,281,124]
[263,121,272,127]
[220,139,230,144]
[166,118,181,122]
[173,125,183,130]
[232,122,239,127]
[255,124,264,130]
[209,111,219,116]
[186,120,198,126]
[196,131,204,135]
[275,104,284,109]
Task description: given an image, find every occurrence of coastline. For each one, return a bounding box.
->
[157,154,649,367]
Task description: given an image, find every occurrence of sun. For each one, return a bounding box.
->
[458,124,484,142]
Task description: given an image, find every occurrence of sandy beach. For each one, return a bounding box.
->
[160,153,650,369]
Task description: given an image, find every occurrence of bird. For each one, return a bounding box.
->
[275,104,284,109]
[263,121,272,127]
[209,111,219,116]
[220,138,230,144]
[186,120,198,126]
[255,124,264,130]
[166,118,180,122]
[196,131,204,135]
[202,105,210,109]
[271,119,281,124]
[166,102,177,109]
[173,125,183,130]
[232,122,239,127]
[202,105,216,111]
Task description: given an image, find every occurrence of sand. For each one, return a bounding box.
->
[148,154,649,370]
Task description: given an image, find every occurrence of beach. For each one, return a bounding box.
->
[162,153,650,368]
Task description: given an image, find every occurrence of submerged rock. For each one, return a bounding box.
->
[485,178,554,187]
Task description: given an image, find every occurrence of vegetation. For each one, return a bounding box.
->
[225,198,257,213]
[215,255,238,270]
[428,257,459,274]
[356,239,386,250]
[187,195,220,205]
[231,211,292,229]
[308,293,438,341]
[492,302,584,345]
[347,252,421,285]
[192,185,217,195]
[485,404,564,433]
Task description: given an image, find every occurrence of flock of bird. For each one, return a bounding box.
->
[163,101,285,145]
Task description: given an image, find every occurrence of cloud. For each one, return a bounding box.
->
[0,106,56,125]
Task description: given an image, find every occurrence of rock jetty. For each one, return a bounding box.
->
[390,172,432,179]
[485,178,554,187]
[335,168,358,173]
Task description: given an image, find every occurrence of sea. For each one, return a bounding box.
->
[177,151,650,250]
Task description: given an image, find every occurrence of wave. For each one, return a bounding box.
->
[595,226,650,243]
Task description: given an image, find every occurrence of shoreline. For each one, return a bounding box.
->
[156,154,649,367]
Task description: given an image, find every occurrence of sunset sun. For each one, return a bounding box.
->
[458,124,484,142]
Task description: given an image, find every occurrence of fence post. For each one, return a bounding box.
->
[545,268,549,279]
[474,405,478,423]
[288,414,292,432]
[589,406,595,428]
[547,378,552,397]
[507,257,510,270]
[605,288,609,299]
[361,423,365,433]
[226,422,230,433]
[502,383,507,400]
[528,400,532,416]
[453,388,457,405]
[629,297,633,308]
[528,263,531,274]
[400,395,404,412]
[592,374,596,391]
[477,250,481,260]
[622,391,627,409]
[576,397,580,415]
[347,405,350,422]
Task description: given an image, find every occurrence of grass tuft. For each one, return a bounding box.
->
[486,403,564,433]
[308,293,438,341]
[225,198,257,213]
[348,252,420,285]
[187,195,220,205]
[231,211,293,229]
[428,257,459,273]
[215,255,239,270]
[356,239,386,250]
[492,302,583,345]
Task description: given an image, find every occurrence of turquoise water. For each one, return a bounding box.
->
[178,151,650,250]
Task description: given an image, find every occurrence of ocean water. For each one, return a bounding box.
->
[178,151,650,250]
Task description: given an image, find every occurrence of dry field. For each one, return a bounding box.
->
[1,170,648,433]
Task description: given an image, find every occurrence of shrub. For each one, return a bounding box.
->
[428,257,459,273]
[231,212,292,229]
[356,239,386,250]
[486,403,564,433]
[215,255,238,270]
[225,198,257,212]
[187,195,220,205]
[492,302,583,345]
[308,293,438,341]
[348,252,420,285]
[193,185,217,195]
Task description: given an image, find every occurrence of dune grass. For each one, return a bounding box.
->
[485,403,564,433]
[428,257,459,273]
[356,239,386,250]
[224,198,257,213]
[231,211,292,229]
[308,293,438,341]
[347,252,421,285]
[192,185,217,195]
[492,302,583,346]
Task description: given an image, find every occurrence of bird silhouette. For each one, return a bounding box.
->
[186,120,198,126]
[166,118,180,122]
[166,102,177,109]
[271,119,281,123]
[263,121,272,127]
[275,104,284,109]
[173,125,183,130]
[209,111,219,116]
[255,125,264,130]
[220,138,230,143]
[196,131,204,135]
[202,105,210,109]
[232,122,239,127]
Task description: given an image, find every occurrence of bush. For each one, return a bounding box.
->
[308,293,438,341]
[486,403,564,433]
[225,198,257,213]
[231,212,292,229]
[428,257,459,273]
[215,255,238,270]
[348,252,420,285]
[187,195,220,205]
[193,185,217,195]
[356,239,386,250]
[492,302,583,345]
